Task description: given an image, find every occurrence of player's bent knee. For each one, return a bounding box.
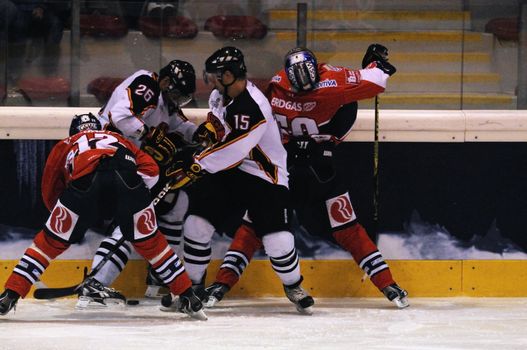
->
[183,215,215,243]
[262,231,295,257]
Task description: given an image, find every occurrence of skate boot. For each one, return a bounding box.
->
[144,266,169,298]
[382,283,409,309]
[0,289,19,316]
[203,282,230,308]
[160,288,207,321]
[76,277,126,309]
[283,279,314,315]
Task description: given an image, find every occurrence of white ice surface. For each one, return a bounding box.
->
[1,297,527,350]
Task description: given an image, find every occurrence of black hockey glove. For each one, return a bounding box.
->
[286,135,320,162]
[165,157,204,190]
[193,112,226,146]
[141,122,180,167]
[361,43,396,76]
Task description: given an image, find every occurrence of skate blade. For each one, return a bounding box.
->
[76,296,126,310]
[144,285,169,299]
[393,296,410,309]
[296,305,314,315]
[184,308,208,321]
[204,296,220,308]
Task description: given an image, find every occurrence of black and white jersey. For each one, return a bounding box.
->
[195,81,289,187]
[98,69,196,145]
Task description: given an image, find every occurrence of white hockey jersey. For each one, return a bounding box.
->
[194,81,289,187]
[97,69,196,146]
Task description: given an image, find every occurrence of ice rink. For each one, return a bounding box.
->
[1,297,526,350]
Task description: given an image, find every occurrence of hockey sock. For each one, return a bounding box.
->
[262,231,301,286]
[91,236,132,286]
[183,215,215,285]
[133,231,191,295]
[6,230,69,298]
[332,223,395,290]
[216,224,263,288]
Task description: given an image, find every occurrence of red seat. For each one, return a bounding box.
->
[485,17,519,41]
[18,77,70,101]
[80,14,128,38]
[139,16,198,39]
[204,15,267,40]
[87,77,124,104]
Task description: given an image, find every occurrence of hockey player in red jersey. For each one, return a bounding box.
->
[0,113,207,320]
[204,44,409,309]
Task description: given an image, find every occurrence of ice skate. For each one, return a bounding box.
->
[160,289,207,321]
[0,289,19,316]
[203,282,230,308]
[144,266,169,298]
[382,283,409,309]
[284,283,314,315]
[75,277,126,309]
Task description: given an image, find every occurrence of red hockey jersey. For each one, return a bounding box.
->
[41,130,159,211]
[266,63,389,141]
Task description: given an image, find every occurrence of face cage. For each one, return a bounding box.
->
[287,62,317,92]
[203,70,222,85]
[164,89,193,107]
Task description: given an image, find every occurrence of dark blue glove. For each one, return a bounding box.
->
[361,43,396,76]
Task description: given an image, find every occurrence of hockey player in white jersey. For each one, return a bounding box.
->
[163,46,315,314]
[78,60,208,306]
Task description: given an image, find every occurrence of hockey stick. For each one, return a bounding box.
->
[33,180,174,300]
[372,95,380,241]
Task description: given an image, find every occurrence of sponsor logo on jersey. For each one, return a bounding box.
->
[45,200,79,241]
[271,75,282,83]
[270,97,317,112]
[326,192,356,228]
[134,205,157,239]
[345,70,360,85]
[314,79,337,89]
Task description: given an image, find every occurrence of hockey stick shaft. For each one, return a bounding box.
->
[372,95,380,241]
[33,180,174,299]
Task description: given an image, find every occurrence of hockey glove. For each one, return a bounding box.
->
[286,135,320,162]
[193,112,225,146]
[361,43,396,76]
[165,159,203,190]
[141,122,179,166]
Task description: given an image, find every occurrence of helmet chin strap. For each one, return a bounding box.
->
[219,75,236,101]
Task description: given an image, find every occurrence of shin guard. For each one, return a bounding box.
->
[6,230,69,298]
[133,231,191,296]
[216,224,263,288]
[332,223,395,290]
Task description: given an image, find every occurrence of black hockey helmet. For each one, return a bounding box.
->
[204,46,247,83]
[284,47,319,92]
[69,113,102,136]
[159,60,196,107]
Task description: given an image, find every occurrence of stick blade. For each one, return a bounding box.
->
[33,285,79,299]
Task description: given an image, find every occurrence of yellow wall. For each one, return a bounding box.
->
[2,259,527,298]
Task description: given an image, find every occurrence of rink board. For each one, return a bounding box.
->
[1,259,527,298]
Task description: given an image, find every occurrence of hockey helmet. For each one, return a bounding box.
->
[69,113,102,136]
[284,47,319,92]
[203,46,247,84]
[159,60,196,107]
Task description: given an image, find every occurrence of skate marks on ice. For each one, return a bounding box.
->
[1,298,527,350]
